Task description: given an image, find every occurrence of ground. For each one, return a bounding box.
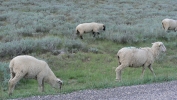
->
[12,81,177,100]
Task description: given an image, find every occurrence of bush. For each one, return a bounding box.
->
[109,33,138,44]
[89,47,99,53]
[0,62,9,91]
[0,37,62,57]
[64,39,87,52]
[38,36,62,52]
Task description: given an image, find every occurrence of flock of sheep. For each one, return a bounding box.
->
[8,18,177,96]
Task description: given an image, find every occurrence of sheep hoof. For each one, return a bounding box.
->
[8,93,12,96]
[80,36,83,39]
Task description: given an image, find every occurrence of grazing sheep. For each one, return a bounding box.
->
[162,18,177,32]
[115,42,166,81]
[75,22,106,39]
[8,55,63,96]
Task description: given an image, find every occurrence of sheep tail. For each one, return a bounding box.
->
[118,56,121,65]
[9,60,14,73]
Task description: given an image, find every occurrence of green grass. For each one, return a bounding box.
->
[2,40,177,99]
[1,0,177,99]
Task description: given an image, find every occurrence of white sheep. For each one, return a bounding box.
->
[75,22,106,39]
[162,18,177,32]
[115,42,166,81]
[8,55,63,96]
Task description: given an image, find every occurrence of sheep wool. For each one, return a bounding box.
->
[75,22,105,39]
[162,18,177,32]
[115,42,166,81]
[8,55,63,96]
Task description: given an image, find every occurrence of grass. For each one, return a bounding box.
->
[1,0,177,99]
[2,40,177,99]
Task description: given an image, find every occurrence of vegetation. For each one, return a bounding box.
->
[0,0,177,99]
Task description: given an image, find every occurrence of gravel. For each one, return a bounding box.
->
[11,81,177,100]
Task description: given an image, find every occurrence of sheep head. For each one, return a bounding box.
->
[53,78,63,89]
[152,42,166,52]
[103,25,106,31]
[58,78,63,89]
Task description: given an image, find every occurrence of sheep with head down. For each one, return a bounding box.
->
[162,18,177,32]
[75,22,106,39]
[115,42,166,81]
[8,55,63,96]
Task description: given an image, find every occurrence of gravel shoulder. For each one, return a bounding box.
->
[12,81,177,100]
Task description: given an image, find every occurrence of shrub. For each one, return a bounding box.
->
[0,37,62,57]
[35,25,50,33]
[109,33,138,44]
[0,62,9,91]
[0,15,7,21]
[64,39,87,52]
[89,47,99,53]
[16,27,35,36]
[0,39,37,57]
[38,36,62,52]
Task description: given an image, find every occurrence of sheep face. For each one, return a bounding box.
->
[53,78,63,89]
[103,25,106,31]
[152,42,166,52]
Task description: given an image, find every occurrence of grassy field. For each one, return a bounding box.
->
[1,0,177,99]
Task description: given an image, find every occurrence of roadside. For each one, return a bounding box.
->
[12,81,177,100]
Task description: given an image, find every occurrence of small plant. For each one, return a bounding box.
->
[89,47,99,53]
[0,15,6,21]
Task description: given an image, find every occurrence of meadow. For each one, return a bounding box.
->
[1,0,177,99]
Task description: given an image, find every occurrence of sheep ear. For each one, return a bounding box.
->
[57,78,62,83]
[158,43,162,46]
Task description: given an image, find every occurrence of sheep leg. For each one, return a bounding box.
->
[175,27,177,32]
[97,32,100,38]
[164,27,168,32]
[115,64,126,81]
[162,23,168,32]
[76,30,83,39]
[148,65,156,77]
[92,32,96,37]
[80,35,83,39]
[8,73,24,96]
[141,67,146,78]
[37,76,44,92]
[9,72,15,82]
[40,80,44,92]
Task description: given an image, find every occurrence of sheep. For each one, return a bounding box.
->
[8,55,63,96]
[115,42,166,81]
[162,18,177,32]
[75,22,106,39]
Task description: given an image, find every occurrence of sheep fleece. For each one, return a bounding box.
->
[9,55,51,79]
[118,47,154,67]
[162,18,177,31]
[76,22,104,35]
